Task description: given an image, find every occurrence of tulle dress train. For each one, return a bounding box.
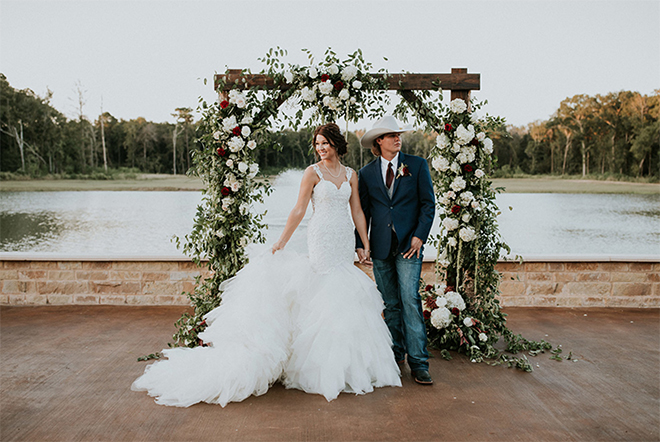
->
[131,166,401,407]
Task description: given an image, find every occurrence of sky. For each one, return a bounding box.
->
[1,0,658,130]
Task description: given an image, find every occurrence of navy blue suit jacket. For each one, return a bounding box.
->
[357,153,436,260]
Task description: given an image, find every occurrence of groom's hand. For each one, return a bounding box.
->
[403,237,423,259]
[357,248,372,266]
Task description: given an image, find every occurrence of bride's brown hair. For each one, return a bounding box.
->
[313,123,348,157]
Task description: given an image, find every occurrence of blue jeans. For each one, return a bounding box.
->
[372,252,429,372]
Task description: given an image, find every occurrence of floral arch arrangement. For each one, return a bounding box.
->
[172,48,552,371]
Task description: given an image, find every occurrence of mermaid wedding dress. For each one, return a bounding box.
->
[132,166,401,407]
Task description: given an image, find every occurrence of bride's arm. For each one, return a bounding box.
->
[271,167,318,253]
[348,170,370,258]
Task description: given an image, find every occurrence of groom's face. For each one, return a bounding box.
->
[378,133,402,160]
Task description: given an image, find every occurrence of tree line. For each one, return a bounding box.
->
[1,73,657,180]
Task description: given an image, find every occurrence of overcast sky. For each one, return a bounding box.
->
[1,0,658,129]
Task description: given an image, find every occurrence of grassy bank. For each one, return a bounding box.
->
[1,174,658,194]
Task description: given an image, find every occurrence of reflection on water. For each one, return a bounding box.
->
[0,212,67,251]
[0,172,658,257]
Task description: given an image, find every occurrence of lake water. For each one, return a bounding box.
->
[1,171,658,258]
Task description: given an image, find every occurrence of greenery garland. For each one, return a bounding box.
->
[171,48,557,370]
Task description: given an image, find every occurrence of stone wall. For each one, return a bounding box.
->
[1,257,658,308]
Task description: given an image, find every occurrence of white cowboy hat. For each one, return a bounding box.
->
[360,116,413,149]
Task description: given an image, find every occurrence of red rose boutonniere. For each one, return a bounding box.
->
[396,164,411,179]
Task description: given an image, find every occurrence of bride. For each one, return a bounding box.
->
[132,123,401,407]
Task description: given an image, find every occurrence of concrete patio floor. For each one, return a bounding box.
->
[1,306,658,441]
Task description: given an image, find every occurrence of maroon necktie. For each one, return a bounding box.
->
[386,162,394,189]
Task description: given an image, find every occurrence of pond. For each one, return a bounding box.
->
[1,171,658,258]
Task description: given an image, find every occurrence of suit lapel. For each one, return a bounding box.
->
[390,153,406,198]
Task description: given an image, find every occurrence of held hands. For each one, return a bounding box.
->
[356,248,372,266]
[402,236,423,259]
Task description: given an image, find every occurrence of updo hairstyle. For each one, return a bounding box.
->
[313,123,348,157]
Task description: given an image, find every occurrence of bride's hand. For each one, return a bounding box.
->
[271,240,285,254]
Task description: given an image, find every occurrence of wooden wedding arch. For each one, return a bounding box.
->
[214,68,480,113]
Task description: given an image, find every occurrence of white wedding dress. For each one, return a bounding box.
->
[132,165,401,407]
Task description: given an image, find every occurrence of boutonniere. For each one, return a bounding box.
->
[396,164,411,179]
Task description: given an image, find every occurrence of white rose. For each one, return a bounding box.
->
[475,169,485,178]
[430,307,453,329]
[222,116,237,132]
[308,66,318,79]
[450,176,466,192]
[249,163,259,178]
[241,126,251,137]
[479,333,488,342]
[471,200,480,209]
[213,131,221,140]
[450,162,461,173]
[241,116,253,125]
[462,213,471,223]
[235,97,246,108]
[338,89,350,101]
[283,70,294,83]
[221,197,233,211]
[447,237,457,247]
[452,142,462,153]
[318,81,333,95]
[442,217,459,231]
[457,153,469,165]
[341,65,358,81]
[328,64,339,75]
[463,317,474,327]
[459,226,477,242]
[436,133,450,149]
[230,181,241,192]
[350,97,357,104]
[247,140,257,150]
[301,86,316,102]
[483,138,493,154]
[239,202,249,215]
[432,156,449,172]
[449,98,468,114]
[477,132,486,141]
[352,80,362,90]
[228,137,245,152]
[459,191,474,204]
[435,296,448,308]
[225,159,233,168]
[238,162,249,174]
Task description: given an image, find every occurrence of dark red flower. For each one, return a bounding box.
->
[401,166,410,176]
[216,147,226,157]
[220,100,229,109]
[463,164,474,173]
[470,138,479,146]
[451,204,461,214]
[423,310,431,320]
[445,285,455,293]
[221,187,231,196]
[320,74,330,82]
[452,307,460,316]
[445,123,453,132]
[232,126,241,136]
[334,80,344,90]
[425,284,433,292]
[424,297,437,310]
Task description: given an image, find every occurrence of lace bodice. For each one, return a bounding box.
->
[307,164,355,272]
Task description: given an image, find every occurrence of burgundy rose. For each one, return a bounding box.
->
[425,284,434,292]
[232,126,241,136]
[445,123,453,132]
[334,80,344,91]
[220,100,229,109]
[423,310,431,320]
[221,187,231,196]
[470,138,479,146]
[320,74,330,82]
[216,147,226,157]
[463,164,474,173]
[451,204,461,214]
[452,307,460,316]
[445,285,455,293]
[401,166,410,176]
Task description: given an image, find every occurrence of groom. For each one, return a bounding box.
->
[356,116,436,385]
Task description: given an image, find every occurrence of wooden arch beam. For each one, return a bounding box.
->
[214,68,480,103]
